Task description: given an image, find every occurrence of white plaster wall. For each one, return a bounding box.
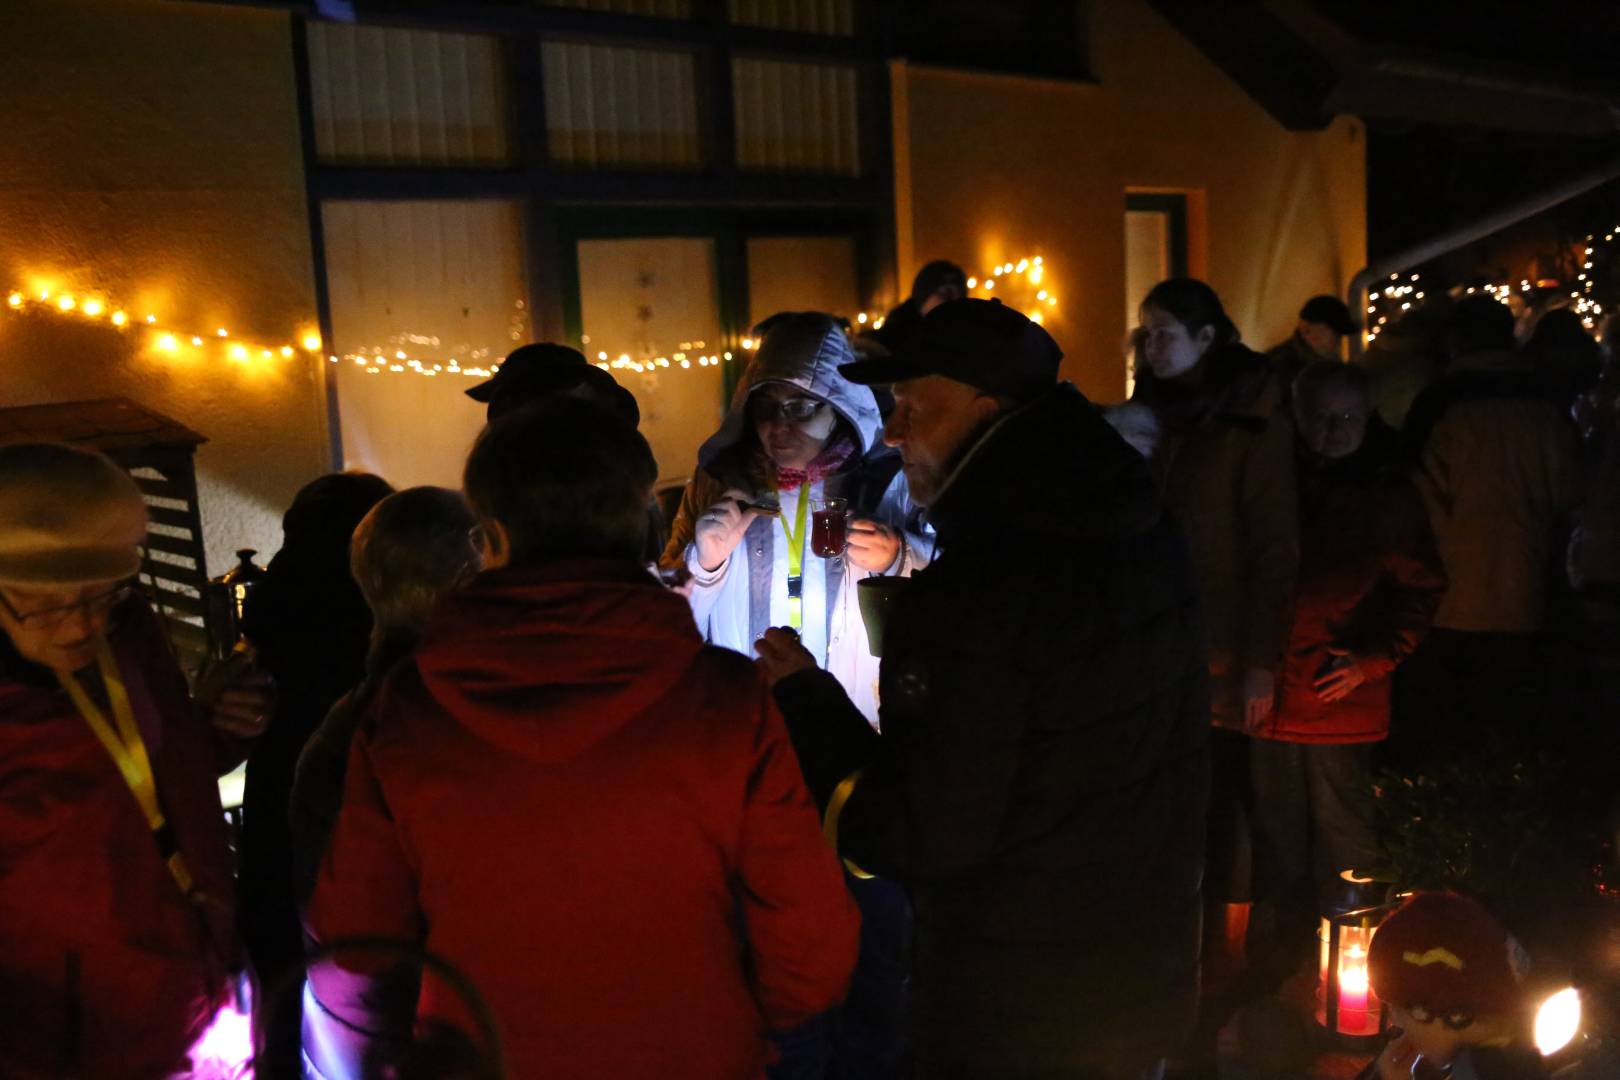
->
[0,0,331,573]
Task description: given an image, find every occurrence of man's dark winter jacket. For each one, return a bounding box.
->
[775,383,1210,1077]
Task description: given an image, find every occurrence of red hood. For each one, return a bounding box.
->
[410,561,706,763]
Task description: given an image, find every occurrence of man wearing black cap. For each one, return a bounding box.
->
[466,342,641,426]
[1267,295,1358,401]
[756,298,1211,1078]
[467,343,664,561]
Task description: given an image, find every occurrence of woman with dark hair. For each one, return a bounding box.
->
[1130,278,1301,982]
[662,311,924,727]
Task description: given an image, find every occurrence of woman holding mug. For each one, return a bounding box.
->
[663,311,925,728]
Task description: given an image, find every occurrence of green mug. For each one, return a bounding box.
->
[856,576,910,658]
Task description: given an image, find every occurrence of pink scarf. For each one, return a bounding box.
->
[775,434,857,490]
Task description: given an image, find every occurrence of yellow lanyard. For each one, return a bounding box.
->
[58,639,195,896]
[777,482,810,630]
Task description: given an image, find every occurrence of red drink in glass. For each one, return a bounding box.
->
[811,499,849,557]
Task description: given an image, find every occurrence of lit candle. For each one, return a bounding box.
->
[1339,943,1371,1031]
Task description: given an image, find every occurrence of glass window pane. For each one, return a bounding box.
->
[322,200,530,487]
[733,57,859,175]
[729,0,855,36]
[576,237,723,483]
[543,41,702,169]
[1124,209,1170,397]
[307,23,511,166]
[746,235,858,327]
[543,0,695,16]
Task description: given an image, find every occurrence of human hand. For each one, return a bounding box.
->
[754,627,817,687]
[1375,1030,1419,1080]
[846,519,901,573]
[196,650,274,739]
[694,488,759,573]
[1315,645,1369,704]
[1243,666,1276,733]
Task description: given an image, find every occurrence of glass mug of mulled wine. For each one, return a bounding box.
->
[811,497,850,558]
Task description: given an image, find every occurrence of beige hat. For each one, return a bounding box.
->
[0,443,149,586]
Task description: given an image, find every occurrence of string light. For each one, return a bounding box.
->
[4,280,328,370]
[969,254,1053,324]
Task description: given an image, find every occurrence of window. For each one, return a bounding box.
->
[745,235,859,326]
[733,57,860,175]
[729,0,855,36]
[321,200,530,487]
[306,23,511,165]
[542,41,703,169]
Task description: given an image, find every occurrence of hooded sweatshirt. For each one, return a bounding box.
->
[306,561,859,1080]
[662,314,928,726]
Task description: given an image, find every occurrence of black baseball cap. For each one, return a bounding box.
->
[467,343,640,427]
[838,298,1062,400]
[1299,295,1356,336]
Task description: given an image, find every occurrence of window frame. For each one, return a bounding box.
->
[292,2,894,464]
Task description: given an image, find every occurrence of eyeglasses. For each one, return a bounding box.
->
[751,395,827,424]
[0,581,134,629]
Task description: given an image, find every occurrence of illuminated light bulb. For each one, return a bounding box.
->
[741,338,756,350]
[1045,297,1056,307]
[857,313,868,324]
[6,293,22,308]
[619,354,630,364]
[1033,256,1043,265]
[260,349,273,359]
[328,356,338,363]
[1390,273,1399,280]
[281,346,294,358]
[302,334,322,351]
[230,344,248,360]
[1367,306,1377,314]
[1416,292,1425,299]
[873,317,885,329]
[1370,290,1381,299]
[112,311,128,326]
[82,299,103,317]
[433,364,442,371]
[1535,988,1581,1056]
[1029,266,1043,284]
[1037,290,1048,300]
[1029,312,1044,325]
[191,336,203,346]
[395,350,406,360]
[984,280,994,290]
[598,351,608,361]
[57,295,76,311]
[680,358,691,368]
[157,333,179,352]
[353,356,365,365]
[723,351,733,360]
[38,289,50,300]
[966,277,977,289]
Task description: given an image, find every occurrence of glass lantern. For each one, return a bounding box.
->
[1317,871,1394,1038]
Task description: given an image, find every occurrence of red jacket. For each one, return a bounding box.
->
[1267,435,1447,743]
[307,561,859,1080]
[0,599,238,1079]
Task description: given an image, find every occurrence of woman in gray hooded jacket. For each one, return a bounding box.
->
[661,312,927,726]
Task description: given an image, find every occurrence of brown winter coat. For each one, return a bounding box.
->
[1407,350,1579,632]
[1136,348,1300,729]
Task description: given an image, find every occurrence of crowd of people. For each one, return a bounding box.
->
[1,260,1616,1080]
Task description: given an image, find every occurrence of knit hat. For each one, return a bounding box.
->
[0,443,148,586]
[1300,295,1356,336]
[1369,892,1531,1019]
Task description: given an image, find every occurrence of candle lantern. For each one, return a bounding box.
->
[1317,871,1394,1038]
[203,548,265,660]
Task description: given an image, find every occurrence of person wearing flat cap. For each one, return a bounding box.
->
[0,442,269,1076]
[754,298,1212,1078]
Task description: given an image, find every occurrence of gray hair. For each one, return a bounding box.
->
[350,487,481,634]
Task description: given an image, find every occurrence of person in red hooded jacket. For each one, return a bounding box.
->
[306,398,860,1079]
